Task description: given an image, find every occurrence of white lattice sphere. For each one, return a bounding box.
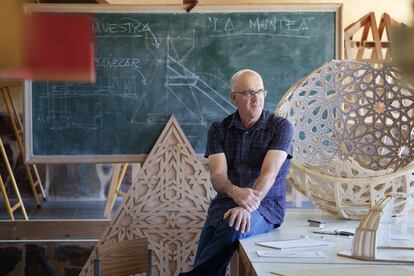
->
[276,60,414,219]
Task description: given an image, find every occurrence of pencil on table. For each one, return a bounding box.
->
[270,272,285,276]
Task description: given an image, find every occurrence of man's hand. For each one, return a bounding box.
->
[208,153,262,212]
[223,207,251,233]
[229,187,262,212]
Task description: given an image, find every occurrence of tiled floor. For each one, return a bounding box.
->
[0,198,314,220]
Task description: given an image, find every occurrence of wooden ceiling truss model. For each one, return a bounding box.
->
[344,12,404,61]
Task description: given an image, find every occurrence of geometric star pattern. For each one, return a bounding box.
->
[280,61,414,172]
[277,61,414,219]
[80,116,215,275]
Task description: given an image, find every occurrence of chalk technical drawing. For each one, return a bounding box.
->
[35,17,237,131]
[131,28,235,126]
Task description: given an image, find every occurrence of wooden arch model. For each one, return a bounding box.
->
[80,116,215,275]
[338,195,414,263]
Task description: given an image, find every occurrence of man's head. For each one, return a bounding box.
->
[230,69,266,124]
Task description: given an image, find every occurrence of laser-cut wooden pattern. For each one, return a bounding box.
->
[277,60,414,219]
[80,116,215,275]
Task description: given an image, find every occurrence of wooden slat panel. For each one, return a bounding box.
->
[97,238,149,276]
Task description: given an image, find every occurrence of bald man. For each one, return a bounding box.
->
[180,69,293,276]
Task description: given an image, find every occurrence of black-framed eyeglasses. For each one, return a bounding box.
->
[233,89,267,98]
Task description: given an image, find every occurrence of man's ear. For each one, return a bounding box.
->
[230,92,237,102]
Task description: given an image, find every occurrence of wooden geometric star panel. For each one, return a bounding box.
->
[80,116,215,275]
[280,61,414,173]
[277,60,414,219]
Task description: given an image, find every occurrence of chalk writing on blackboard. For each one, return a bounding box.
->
[208,16,315,38]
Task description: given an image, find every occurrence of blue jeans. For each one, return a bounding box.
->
[180,210,274,276]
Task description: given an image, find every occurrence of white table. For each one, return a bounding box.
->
[237,209,414,276]
[252,262,414,276]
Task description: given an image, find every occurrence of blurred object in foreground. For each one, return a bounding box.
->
[24,12,96,82]
[0,0,25,77]
[0,4,96,82]
[344,12,405,61]
[392,3,414,84]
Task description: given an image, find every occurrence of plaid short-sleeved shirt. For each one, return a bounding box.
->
[204,110,293,226]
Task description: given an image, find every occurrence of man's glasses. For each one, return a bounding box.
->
[233,89,267,98]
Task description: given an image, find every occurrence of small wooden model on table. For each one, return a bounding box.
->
[338,194,414,263]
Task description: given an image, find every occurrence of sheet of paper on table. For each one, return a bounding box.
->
[257,250,327,258]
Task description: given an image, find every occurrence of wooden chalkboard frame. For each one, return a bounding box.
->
[24,3,342,163]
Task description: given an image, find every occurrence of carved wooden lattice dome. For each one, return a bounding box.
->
[276,60,414,219]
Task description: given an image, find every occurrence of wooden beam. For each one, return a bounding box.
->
[349,41,391,48]
[36,0,101,3]
[98,0,181,4]
[0,220,110,240]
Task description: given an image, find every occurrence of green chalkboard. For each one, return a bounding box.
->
[25,4,342,163]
